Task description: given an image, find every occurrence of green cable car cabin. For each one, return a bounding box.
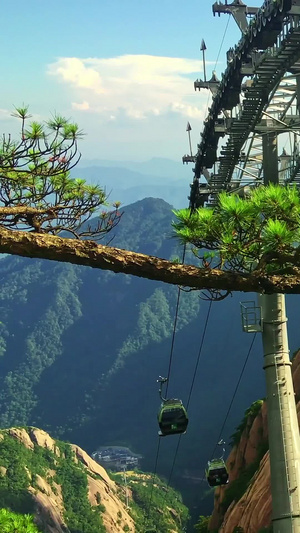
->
[157,398,189,437]
[206,458,229,487]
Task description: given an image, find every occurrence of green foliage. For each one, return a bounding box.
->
[230,400,264,446]
[173,184,300,274]
[0,262,82,427]
[0,432,54,483]
[0,429,106,533]
[54,441,105,533]
[0,431,57,516]
[0,106,121,238]
[108,284,200,376]
[0,508,41,532]
[0,198,200,433]
[111,288,173,374]
[0,198,208,522]
[0,429,187,533]
[110,471,189,533]
[132,289,173,342]
[194,515,211,531]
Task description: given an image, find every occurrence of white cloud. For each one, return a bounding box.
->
[72,101,90,111]
[170,102,204,118]
[0,108,13,119]
[47,54,208,121]
[49,58,105,94]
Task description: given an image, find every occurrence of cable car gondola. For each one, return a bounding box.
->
[206,458,229,486]
[206,440,229,487]
[157,377,189,437]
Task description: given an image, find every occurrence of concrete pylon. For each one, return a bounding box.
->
[260,293,300,532]
[260,132,300,532]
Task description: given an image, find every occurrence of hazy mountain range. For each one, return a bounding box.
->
[73,157,193,209]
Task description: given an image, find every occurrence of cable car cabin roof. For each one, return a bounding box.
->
[161,398,183,407]
[207,458,227,470]
[157,399,188,436]
[158,399,188,420]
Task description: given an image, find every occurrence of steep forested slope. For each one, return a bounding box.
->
[0,197,299,522]
[0,426,188,532]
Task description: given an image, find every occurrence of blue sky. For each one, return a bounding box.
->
[0,0,258,162]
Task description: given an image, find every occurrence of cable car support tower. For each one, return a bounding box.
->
[184,0,300,530]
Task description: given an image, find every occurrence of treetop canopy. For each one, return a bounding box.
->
[0,106,121,239]
[173,184,300,277]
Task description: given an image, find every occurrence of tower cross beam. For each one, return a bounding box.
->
[212,0,259,32]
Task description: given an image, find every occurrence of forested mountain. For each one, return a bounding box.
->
[0,426,188,532]
[0,197,299,525]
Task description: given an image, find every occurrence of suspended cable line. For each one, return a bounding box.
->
[184,330,257,526]
[153,299,214,532]
[145,208,251,526]
[186,300,212,409]
[164,299,213,486]
[214,16,231,69]
[204,16,231,120]
[144,19,235,517]
[194,331,257,494]
[165,245,186,397]
[210,332,257,460]
[164,299,213,489]
[199,334,258,526]
[143,244,186,526]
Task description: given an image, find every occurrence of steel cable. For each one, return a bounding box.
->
[153,300,213,531]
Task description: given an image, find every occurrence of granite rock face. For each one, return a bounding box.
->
[2,426,135,533]
[209,349,300,532]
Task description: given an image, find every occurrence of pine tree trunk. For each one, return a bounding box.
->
[0,227,299,294]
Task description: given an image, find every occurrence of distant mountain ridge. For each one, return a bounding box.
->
[78,156,189,179]
[73,157,191,208]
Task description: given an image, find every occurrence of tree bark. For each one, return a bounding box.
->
[0,226,300,294]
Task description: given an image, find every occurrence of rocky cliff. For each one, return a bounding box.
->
[0,427,188,532]
[208,349,300,533]
[0,426,134,533]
